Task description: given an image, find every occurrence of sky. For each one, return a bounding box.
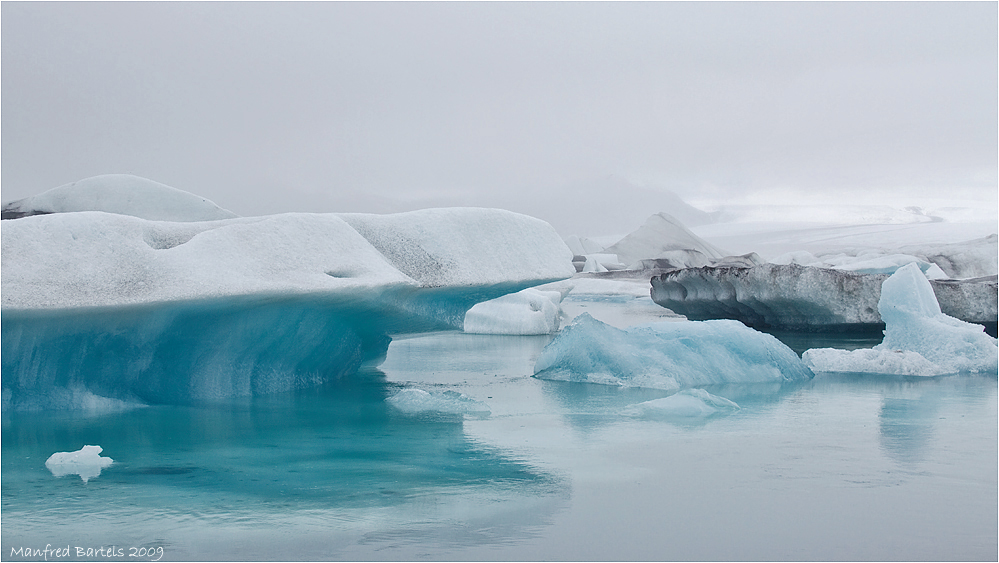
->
[2,2,996,236]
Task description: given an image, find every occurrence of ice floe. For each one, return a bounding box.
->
[45,445,114,483]
[802,263,999,375]
[463,288,565,335]
[533,313,812,390]
[623,389,740,419]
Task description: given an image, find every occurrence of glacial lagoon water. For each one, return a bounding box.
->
[2,308,997,561]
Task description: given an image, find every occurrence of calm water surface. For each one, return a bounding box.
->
[2,329,996,561]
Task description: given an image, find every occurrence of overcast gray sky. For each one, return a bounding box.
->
[2,2,996,235]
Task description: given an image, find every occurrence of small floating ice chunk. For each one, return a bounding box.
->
[803,263,998,375]
[625,389,740,418]
[45,445,114,483]
[533,313,812,390]
[386,389,491,415]
[463,288,564,335]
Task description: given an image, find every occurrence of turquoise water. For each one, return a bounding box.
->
[2,330,997,561]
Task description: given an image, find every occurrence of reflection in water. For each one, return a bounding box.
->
[878,388,942,465]
[1,367,567,558]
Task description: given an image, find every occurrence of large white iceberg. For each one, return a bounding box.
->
[45,445,114,483]
[463,288,565,335]
[533,314,812,390]
[2,181,575,409]
[802,263,999,376]
[1,174,238,222]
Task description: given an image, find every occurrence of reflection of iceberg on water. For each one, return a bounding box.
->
[803,263,999,376]
[533,313,812,391]
[45,445,113,483]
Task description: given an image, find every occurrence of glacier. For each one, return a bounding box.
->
[650,263,998,331]
[2,186,575,410]
[533,313,812,390]
[802,263,999,376]
[45,445,114,484]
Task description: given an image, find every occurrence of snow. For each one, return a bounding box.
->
[581,253,626,272]
[602,212,729,268]
[623,389,740,419]
[2,208,574,311]
[45,445,114,483]
[2,174,237,222]
[463,288,565,335]
[651,263,997,329]
[802,263,999,376]
[386,389,491,415]
[533,313,812,390]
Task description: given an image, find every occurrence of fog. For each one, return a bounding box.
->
[2,2,996,236]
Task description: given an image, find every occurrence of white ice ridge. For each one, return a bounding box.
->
[2,207,575,310]
[533,313,812,391]
[802,263,999,376]
[1,174,238,222]
[386,389,491,415]
[624,389,740,419]
[464,287,565,335]
[45,445,114,483]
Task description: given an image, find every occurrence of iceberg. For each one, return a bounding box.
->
[533,314,812,390]
[45,445,114,483]
[463,288,565,335]
[2,186,575,409]
[651,264,998,331]
[1,174,237,222]
[602,212,729,268]
[386,389,491,416]
[802,263,999,376]
[623,389,740,418]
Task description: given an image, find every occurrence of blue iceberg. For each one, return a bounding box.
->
[2,181,575,410]
[533,314,813,390]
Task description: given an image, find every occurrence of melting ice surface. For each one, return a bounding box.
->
[804,263,999,375]
[44,445,114,483]
[534,313,813,390]
[623,388,740,419]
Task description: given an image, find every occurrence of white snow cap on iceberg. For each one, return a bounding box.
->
[45,445,114,483]
[2,206,575,310]
[464,288,564,335]
[803,263,998,376]
[2,174,237,222]
[534,313,812,390]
